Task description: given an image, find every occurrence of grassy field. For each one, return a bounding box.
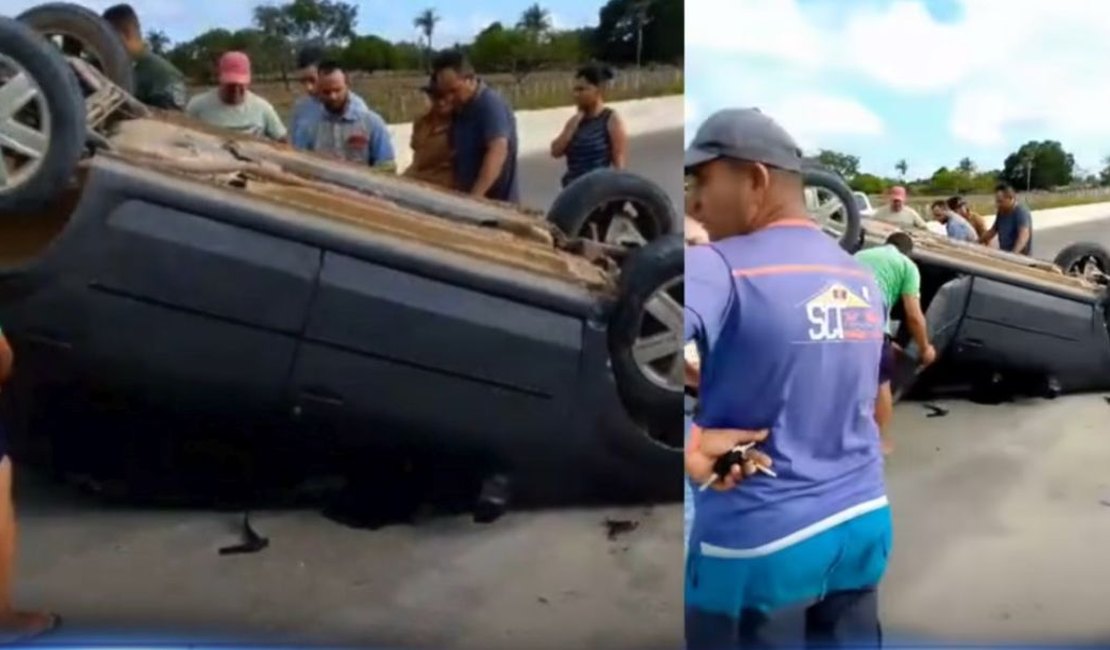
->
[873,189,1110,216]
[188,67,684,125]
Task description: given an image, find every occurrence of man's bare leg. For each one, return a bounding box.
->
[875,382,895,455]
[0,456,58,639]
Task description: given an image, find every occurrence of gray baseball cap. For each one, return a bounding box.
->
[684,108,803,173]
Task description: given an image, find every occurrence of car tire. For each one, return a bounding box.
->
[608,233,684,434]
[0,16,86,213]
[802,166,865,253]
[1053,241,1110,277]
[547,169,677,245]
[17,2,135,94]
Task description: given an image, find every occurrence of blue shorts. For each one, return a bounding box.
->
[686,506,892,649]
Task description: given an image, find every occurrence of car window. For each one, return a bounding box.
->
[853,192,869,211]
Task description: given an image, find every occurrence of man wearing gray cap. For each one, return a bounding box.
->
[683,108,891,649]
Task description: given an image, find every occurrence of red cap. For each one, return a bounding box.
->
[218,51,251,86]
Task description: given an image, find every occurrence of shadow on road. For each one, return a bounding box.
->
[6,398,655,531]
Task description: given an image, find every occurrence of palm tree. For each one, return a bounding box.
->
[413,8,440,70]
[957,157,975,175]
[147,30,170,55]
[517,3,552,42]
[895,159,908,179]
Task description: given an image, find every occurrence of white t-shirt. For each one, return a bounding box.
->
[185,90,287,140]
[871,204,926,229]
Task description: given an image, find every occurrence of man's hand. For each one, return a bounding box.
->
[685,427,772,491]
[566,111,585,132]
[919,343,937,368]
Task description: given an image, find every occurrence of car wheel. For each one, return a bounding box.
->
[608,233,684,438]
[18,3,135,94]
[547,169,677,247]
[0,16,86,213]
[802,166,865,253]
[1053,241,1110,281]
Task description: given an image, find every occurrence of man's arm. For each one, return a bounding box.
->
[471,101,513,197]
[264,102,289,143]
[979,222,997,245]
[684,245,735,344]
[1011,207,1032,253]
[911,208,928,229]
[608,111,628,169]
[0,332,12,385]
[549,113,582,158]
[898,260,936,366]
[366,113,397,173]
[183,93,201,119]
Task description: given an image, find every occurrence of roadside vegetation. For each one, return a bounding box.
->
[154,0,683,122]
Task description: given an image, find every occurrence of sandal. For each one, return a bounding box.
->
[0,611,63,645]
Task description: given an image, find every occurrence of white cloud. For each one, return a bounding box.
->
[688,0,1110,167]
[774,93,885,142]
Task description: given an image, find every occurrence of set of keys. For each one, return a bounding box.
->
[697,441,778,491]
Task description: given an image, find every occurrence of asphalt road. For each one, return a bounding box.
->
[882,394,1110,644]
[1032,215,1110,260]
[518,128,684,213]
[7,132,685,649]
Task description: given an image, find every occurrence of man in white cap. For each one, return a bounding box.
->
[186,51,287,141]
[871,185,927,230]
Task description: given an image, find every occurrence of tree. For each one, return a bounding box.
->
[957,157,975,175]
[282,0,357,45]
[1002,140,1074,190]
[626,0,651,68]
[595,0,681,65]
[895,159,908,179]
[344,34,397,72]
[814,149,860,180]
[1099,155,1110,187]
[928,166,963,194]
[517,4,552,38]
[413,8,440,70]
[849,173,887,195]
[147,30,170,55]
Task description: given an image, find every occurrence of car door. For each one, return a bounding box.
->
[287,251,584,454]
[39,197,322,419]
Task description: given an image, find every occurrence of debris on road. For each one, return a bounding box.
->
[218,512,270,556]
[922,403,949,418]
[604,518,639,540]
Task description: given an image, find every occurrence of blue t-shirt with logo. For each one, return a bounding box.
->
[684,220,888,552]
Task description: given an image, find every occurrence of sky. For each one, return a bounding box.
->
[686,0,1110,180]
[5,0,600,49]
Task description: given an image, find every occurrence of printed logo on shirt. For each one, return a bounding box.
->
[799,282,883,343]
[346,131,369,148]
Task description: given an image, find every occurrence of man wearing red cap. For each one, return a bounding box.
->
[185,52,287,142]
[871,186,927,230]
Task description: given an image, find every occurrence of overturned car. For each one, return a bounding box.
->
[805,170,1110,401]
[0,7,683,502]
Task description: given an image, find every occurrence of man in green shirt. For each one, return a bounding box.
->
[102,4,188,111]
[854,232,937,454]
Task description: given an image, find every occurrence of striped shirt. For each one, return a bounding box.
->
[562,108,614,187]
